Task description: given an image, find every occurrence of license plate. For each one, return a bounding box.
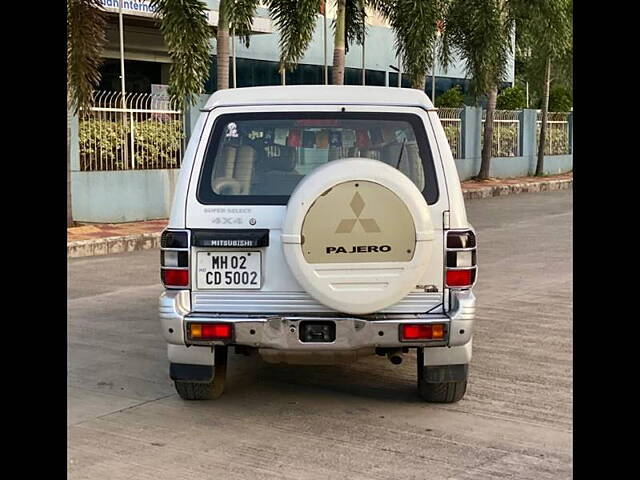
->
[196,251,261,289]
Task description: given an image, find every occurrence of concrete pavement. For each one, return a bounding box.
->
[68,189,572,479]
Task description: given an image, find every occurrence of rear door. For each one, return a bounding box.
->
[185,105,449,314]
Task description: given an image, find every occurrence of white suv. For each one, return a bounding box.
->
[159,86,477,402]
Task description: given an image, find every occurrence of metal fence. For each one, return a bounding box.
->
[438,108,463,159]
[481,110,521,157]
[536,111,571,155]
[79,91,185,171]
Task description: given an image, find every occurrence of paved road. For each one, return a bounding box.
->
[68,190,572,480]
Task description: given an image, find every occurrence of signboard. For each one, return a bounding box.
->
[151,84,171,119]
[101,0,157,18]
[151,84,169,97]
[101,0,272,32]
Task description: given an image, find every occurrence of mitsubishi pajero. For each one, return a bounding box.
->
[159,86,477,403]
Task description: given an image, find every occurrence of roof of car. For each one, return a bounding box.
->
[201,85,436,111]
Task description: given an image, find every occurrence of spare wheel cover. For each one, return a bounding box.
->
[281,158,435,314]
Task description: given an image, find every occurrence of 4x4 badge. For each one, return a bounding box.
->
[335,192,381,234]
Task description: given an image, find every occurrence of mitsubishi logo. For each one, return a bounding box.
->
[335,192,381,234]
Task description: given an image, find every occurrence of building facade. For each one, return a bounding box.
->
[98,0,515,98]
[70,1,540,225]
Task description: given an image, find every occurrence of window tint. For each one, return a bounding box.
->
[197,112,439,205]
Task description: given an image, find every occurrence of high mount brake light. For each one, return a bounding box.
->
[445,230,477,289]
[161,229,190,289]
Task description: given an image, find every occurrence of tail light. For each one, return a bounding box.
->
[400,323,446,341]
[188,322,233,341]
[445,229,477,289]
[161,229,190,289]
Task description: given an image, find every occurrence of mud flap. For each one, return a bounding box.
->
[170,363,214,383]
[170,346,228,386]
[417,348,468,383]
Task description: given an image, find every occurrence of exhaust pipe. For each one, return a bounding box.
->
[386,350,403,365]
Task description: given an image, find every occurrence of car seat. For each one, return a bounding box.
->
[262,149,304,195]
[211,145,256,195]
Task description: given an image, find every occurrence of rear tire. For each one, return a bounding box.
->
[417,377,467,403]
[174,379,223,400]
[174,347,228,401]
[416,348,468,403]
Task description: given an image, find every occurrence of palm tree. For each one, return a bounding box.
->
[371,0,448,91]
[215,0,269,90]
[443,0,516,180]
[332,0,347,84]
[68,0,213,108]
[150,0,213,102]
[514,0,572,176]
[266,0,323,80]
[211,0,350,90]
[270,0,367,86]
[67,0,107,227]
[67,0,214,224]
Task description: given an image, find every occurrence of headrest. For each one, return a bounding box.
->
[267,149,296,172]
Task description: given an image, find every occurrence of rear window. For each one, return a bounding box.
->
[197,112,439,205]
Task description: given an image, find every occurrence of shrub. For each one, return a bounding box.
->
[443,124,461,157]
[435,85,465,108]
[79,119,129,170]
[78,118,183,170]
[496,86,526,110]
[547,86,572,112]
[481,123,519,157]
[537,123,570,155]
[134,119,184,169]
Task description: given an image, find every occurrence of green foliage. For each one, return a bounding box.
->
[225,0,262,48]
[344,0,367,52]
[481,123,519,157]
[372,0,446,89]
[443,0,515,98]
[537,123,570,155]
[79,120,128,170]
[69,0,213,109]
[134,119,184,168]
[79,119,183,171]
[266,0,321,72]
[435,85,465,108]
[546,86,572,112]
[67,0,107,114]
[329,0,367,54]
[496,86,526,110]
[443,124,461,157]
[149,0,212,106]
[514,0,572,100]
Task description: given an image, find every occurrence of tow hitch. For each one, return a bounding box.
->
[299,321,336,343]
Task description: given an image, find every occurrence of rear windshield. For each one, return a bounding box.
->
[197,112,439,205]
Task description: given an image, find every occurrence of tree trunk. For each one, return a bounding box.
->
[477,84,498,180]
[332,0,346,85]
[216,0,229,91]
[535,56,551,176]
[67,111,73,228]
[412,74,426,91]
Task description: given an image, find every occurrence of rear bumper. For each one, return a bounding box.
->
[159,290,476,351]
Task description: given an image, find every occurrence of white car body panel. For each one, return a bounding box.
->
[160,86,476,371]
[183,104,449,313]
